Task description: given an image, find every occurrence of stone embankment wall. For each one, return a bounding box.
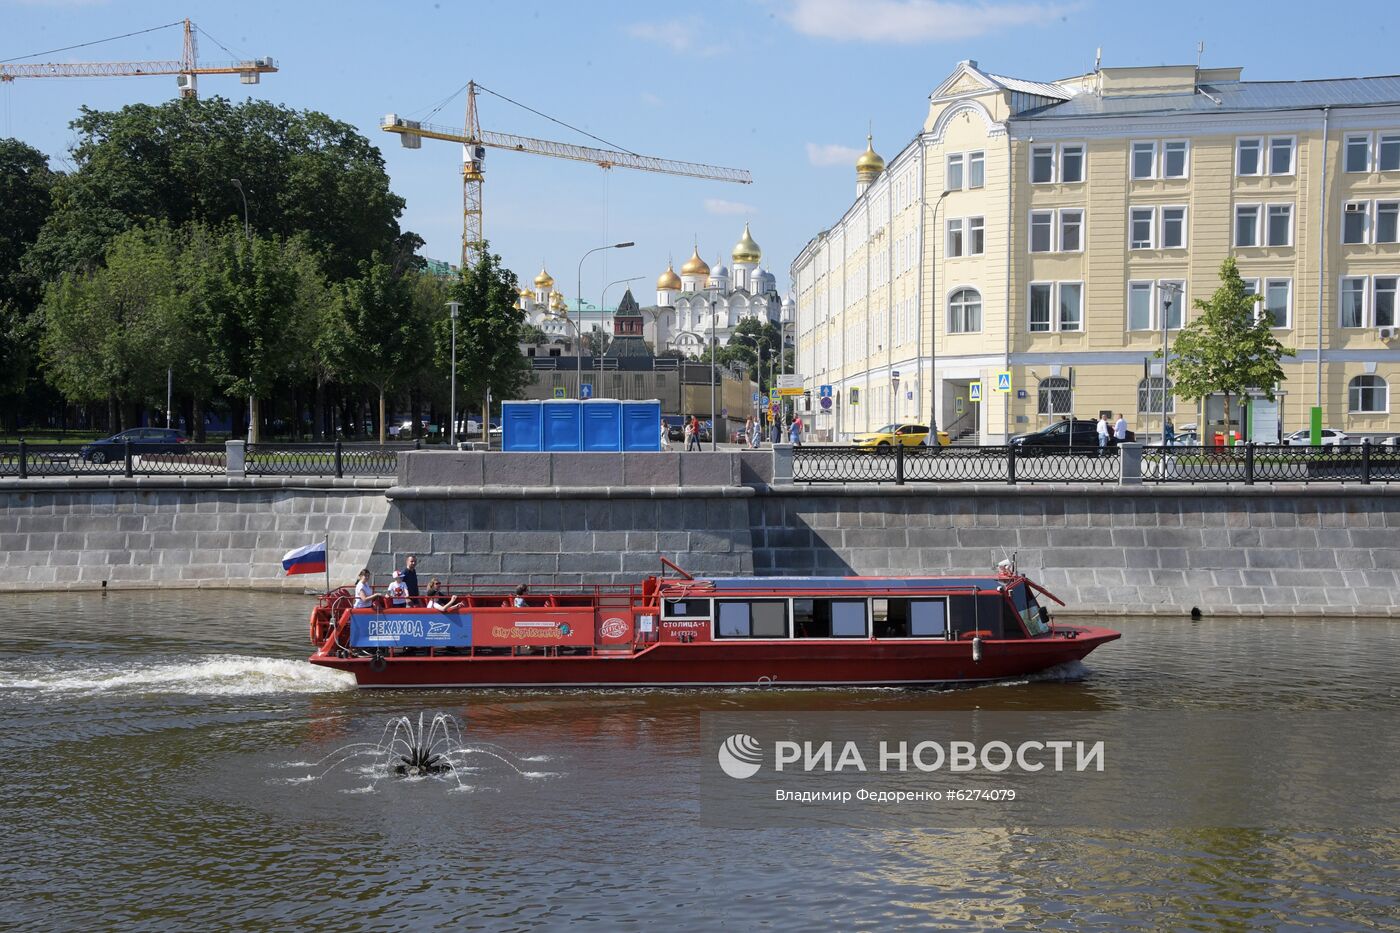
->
[2,451,1398,617]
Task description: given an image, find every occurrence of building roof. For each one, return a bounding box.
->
[985,71,1071,100]
[1019,74,1400,120]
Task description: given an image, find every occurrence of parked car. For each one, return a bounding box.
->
[853,423,950,451]
[1008,419,1135,455]
[1168,430,1202,447]
[79,428,188,464]
[1285,429,1348,447]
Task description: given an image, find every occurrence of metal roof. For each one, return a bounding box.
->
[699,576,1012,591]
[985,72,1071,100]
[1018,75,1400,121]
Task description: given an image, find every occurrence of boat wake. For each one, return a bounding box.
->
[0,656,355,696]
[987,660,1092,688]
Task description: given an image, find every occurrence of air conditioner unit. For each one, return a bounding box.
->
[1380,326,1397,340]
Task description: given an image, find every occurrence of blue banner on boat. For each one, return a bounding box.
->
[349,611,473,648]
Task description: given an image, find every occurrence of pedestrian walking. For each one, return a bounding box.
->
[1096,414,1110,456]
[1114,412,1128,444]
[685,415,701,452]
[788,416,801,446]
[660,418,671,451]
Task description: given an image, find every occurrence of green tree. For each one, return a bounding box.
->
[333,254,415,444]
[0,138,58,425]
[25,97,415,284]
[443,244,529,431]
[1166,257,1296,433]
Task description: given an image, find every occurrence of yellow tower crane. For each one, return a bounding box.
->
[383,81,752,269]
[0,19,276,99]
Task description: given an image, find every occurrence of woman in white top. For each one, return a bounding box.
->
[353,569,374,608]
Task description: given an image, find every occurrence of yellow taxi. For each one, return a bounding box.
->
[852,423,951,451]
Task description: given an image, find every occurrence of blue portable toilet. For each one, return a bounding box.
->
[542,399,582,451]
[581,399,622,451]
[622,400,663,451]
[502,401,543,451]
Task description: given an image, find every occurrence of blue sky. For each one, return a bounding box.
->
[4,0,1399,305]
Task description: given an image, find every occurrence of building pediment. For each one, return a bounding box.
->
[930,60,999,101]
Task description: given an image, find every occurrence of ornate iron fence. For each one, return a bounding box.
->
[793,444,1120,484]
[246,442,407,477]
[1142,442,1400,484]
[0,441,226,478]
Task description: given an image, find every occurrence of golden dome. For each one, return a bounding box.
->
[656,263,682,291]
[855,134,885,177]
[731,223,761,264]
[680,247,709,277]
[534,265,554,288]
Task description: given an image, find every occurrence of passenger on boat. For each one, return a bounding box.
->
[426,578,463,611]
[353,569,374,608]
[387,571,409,608]
[401,555,419,602]
[513,584,529,608]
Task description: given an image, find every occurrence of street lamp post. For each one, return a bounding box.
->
[577,242,635,397]
[447,301,461,445]
[709,297,718,450]
[231,178,255,440]
[1160,283,1182,444]
[924,190,950,435]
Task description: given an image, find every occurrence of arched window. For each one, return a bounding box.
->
[1037,377,1072,415]
[1137,377,1175,413]
[948,288,982,333]
[1348,375,1389,413]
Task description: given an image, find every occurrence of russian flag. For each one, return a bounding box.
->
[281,541,327,575]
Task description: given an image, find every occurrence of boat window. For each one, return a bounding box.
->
[793,598,867,638]
[664,598,711,619]
[872,598,947,638]
[716,599,789,638]
[1014,586,1049,637]
[947,594,1015,638]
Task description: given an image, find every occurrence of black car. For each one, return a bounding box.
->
[1008,419,1135,455]
[79,428,188,464]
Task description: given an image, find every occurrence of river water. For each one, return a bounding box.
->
[1,591,1396,930]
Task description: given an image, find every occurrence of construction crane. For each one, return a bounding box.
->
[0,19,276,99]
[383,81,752,269]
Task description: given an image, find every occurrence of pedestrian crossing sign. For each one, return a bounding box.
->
[969,381,982,402]
[996,371,1012,393]
[552,387,567,399]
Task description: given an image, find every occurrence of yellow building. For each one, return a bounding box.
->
[792,60,1400,443]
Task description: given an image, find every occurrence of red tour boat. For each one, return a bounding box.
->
[307,558,1119,689]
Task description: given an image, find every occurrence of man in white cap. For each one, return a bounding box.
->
[386,570,409,608]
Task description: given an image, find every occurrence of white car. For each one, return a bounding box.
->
[1284,428,1348,447]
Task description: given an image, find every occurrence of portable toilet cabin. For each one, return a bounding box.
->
[502,401,543,451]
[622,400,663,451]
[542,399,582,451]
[581,399,623,451]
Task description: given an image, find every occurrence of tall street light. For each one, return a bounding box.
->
[577,242,635,397]
[231,178,254,440]
[710,297,719,450]
[1159,282,1182,445]
[447,301,461,446]
[924,190,950,434]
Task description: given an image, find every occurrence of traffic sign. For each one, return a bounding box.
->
[777,387,804,397]
[820,397,832,410]
[552,387,567,399]
[752,392,762,403]
[819,384,832,399]
[769,388,781,401]
[969,381,982,402]
[777,374,801,389]
[580,383,593,400]
[995,371,1012,393]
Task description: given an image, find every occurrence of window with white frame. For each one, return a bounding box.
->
[1129,207,1155,249]
[946,219,964,258]
[1343,202,1370,244]
[968,216,985,255]
[1381,134,1400,172]
[1059,210,1083,252]
[948,288,981,333]
[1030,210,1054,252]
[947,153,964,191]
[1028,283,1052,332]
[1061,144,1085,183]
[1129,281,1184,331]
[1037,377,1071,415]
[1137,377,1175,414]
[1031,145,1055,184]
[1161,206,1187,248]
[1266,204,1293,246]
[1236,204,1260,247]
[1237,138,1262,176]
[1131,141,1156,180]
[1159,281,1185,328]
[1377,201,1399,243]
[968,151,985,189]
[1349,375,1389,413]
[1377,276,1397,327]
[1128,281,1154,330]
[1163,140,1189,178]
[1340,276,1368,327]
[1269,137,1295,175]
[1058,282,1083,331]
[1263,278,1292,328]
[1345,134,1371,173]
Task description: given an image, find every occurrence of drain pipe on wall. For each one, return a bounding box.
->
[1003,125,1014,443]
[1315,106,1330,437]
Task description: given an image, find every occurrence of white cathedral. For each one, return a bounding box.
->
[516,224,793,357]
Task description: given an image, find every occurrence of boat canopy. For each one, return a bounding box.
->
[695,576,1015,592]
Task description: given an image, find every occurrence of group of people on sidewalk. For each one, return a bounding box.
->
[660,414,804,451]
[1096,413,1130,454]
